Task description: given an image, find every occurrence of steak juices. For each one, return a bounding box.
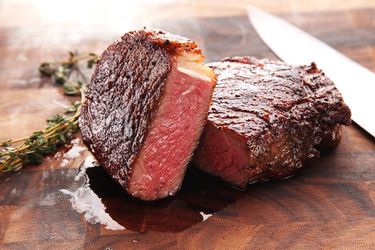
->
[79,30,351,200]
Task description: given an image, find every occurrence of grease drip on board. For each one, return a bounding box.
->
[55,139,243,233]
[60,141,125,230]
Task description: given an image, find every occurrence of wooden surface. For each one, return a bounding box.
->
[1,1,375,249]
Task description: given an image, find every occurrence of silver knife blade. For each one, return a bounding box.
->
[247,6,375,137]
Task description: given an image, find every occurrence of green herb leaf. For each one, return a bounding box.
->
[0,51,99,173]
[39,62,57,77]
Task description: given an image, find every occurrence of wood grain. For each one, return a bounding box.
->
[0,2,375,249]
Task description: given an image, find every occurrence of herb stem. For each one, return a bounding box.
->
[1,52,96,173]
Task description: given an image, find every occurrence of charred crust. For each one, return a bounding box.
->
[207,57,351,183]
[306,62,320,74]
[127,28,201,55]
[79,29,203,189]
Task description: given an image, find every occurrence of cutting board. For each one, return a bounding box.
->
[1,8,375,249]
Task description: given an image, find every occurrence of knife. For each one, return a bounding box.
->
[247,6,375,137]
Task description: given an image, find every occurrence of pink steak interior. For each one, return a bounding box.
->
[128,56,215,200]
[193,122,251,189]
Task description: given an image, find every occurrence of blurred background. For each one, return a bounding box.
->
[1,0,375,140]
[1,0,375,56]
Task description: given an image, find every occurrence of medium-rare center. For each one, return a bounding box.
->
[193,56,351,189]
[79,29,216,200]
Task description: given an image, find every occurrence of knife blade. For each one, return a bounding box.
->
[247,6,375,137]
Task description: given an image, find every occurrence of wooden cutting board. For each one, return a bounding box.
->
[1,8,375,249]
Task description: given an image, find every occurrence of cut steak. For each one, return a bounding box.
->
[79,29,216,200]
[193,56,351,189]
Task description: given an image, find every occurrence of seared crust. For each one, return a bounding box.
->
[207,57,351,183]
[140,29,201,55]
[79,29,201,188]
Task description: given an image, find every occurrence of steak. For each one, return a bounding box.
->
[193,56,351,189]
[79,29,216,200]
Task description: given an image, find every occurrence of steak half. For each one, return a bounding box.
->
[193,57,351,189]
[79,29,216,200]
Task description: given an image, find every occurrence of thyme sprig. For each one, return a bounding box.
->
[0,51,98,173]
[39,51,99,95]
[0,100,81,172]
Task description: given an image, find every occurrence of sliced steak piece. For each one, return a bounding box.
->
[193,56,351,189]
[79,29,216,200]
